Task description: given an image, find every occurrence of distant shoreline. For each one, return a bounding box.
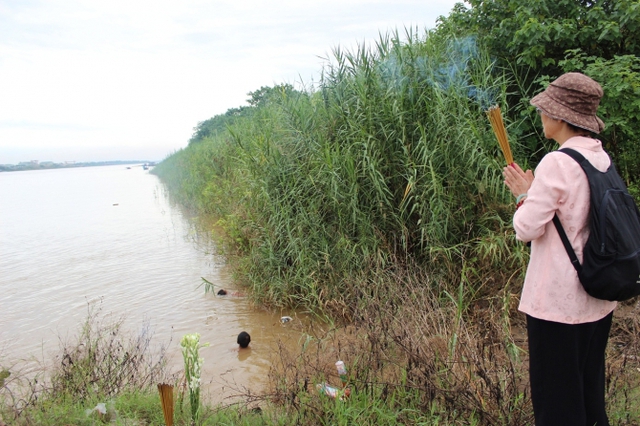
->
[0,160,157,172]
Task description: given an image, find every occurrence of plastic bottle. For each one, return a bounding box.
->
[316,383,339,399]
[316,382,351,400]
[335,360,348,387]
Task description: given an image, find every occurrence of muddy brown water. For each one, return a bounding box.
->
[0,165,304,404]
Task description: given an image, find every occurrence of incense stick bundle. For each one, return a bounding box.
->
[158,383,174,426]
[486,105,514,165]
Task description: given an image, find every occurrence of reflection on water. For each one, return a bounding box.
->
[0,165,302,403]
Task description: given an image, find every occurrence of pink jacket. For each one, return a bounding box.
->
[513,136,617,324]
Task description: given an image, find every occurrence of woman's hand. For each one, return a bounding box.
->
[503,163,534,198]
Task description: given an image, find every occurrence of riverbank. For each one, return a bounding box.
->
[0,160,156,173]
[2,271,638,425]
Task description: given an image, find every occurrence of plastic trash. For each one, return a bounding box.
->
[335,360,348,387]
[85,401,117,421]
[316,383,339,398]
[280,316,293,323]
[316,382,351,400]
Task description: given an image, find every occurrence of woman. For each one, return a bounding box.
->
[503,72,616,425]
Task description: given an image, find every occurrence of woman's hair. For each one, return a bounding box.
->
[237,331,251,348]
[566,122,594,137]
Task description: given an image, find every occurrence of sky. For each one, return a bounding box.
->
[0,0,462,164]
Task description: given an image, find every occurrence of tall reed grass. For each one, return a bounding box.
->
[156,31,526,310]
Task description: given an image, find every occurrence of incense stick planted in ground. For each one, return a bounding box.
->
[486,105,514,165]
[158,383,174,426]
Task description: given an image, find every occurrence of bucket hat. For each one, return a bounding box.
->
[530,72,605,134]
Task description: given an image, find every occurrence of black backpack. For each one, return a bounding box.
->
[552,148,640,301]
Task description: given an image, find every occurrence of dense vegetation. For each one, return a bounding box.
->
[439,0,640,181]
[149,1,640,424]
[3,1,639,424]
[157,0,640,312]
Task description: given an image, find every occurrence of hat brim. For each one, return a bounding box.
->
[530,91,604,134]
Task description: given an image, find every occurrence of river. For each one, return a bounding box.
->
[0,164,300,404]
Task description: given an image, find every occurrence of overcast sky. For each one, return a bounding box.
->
[0,0,461,164]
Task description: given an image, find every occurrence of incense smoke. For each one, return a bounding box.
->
[377,36,497,109]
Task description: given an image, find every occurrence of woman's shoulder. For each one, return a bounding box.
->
[545,139,610,173]
[534,150,587,188]
[537,149,579,171]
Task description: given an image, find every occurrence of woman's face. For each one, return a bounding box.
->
[540,111,562,141]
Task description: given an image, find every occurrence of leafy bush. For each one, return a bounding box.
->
[560,51,640,188]
[439,0,640,179]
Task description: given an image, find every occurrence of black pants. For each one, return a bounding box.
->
[527,312,613,426]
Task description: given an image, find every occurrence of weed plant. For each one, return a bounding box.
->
[261,264,640,425]
[181,333,209,422]
[0,305,170,424]
[261,263,532,425]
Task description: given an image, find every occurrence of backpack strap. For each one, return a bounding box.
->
[552,147,587,275]
[552,214,583,274]
[557,147,587,165]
